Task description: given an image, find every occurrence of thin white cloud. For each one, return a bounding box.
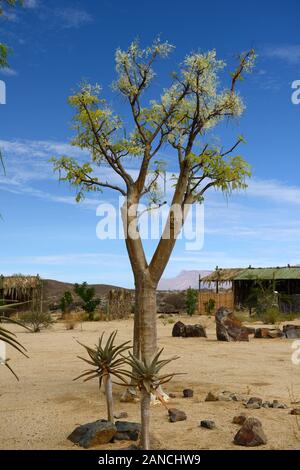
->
[0,67,18,77]
[23,0,39,8]
[54,7,93,29]
[264,45,300,64]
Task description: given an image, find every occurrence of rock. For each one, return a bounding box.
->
[247,397,263,406]
[233,417,267,447]
[120,387,138,403]
[168,408,187,423]
[232,414,247,425]
[169,393,177,399]
[272,400,287,409]
[215,307,252,342]
[245,402,261,410]
[290,408,300,415]
[205,391,219,402]
[254,328,283,339]
[172,321,207,338]
[114,412,129,420]
[262,401,272,408]
[183,389,194,398]
[67,420,117,449]
[200,420,216,430]
[283,324,300,339]
[230,393,245,402]
[172,321,186,337]
[204,392,219,401]
[114,421,141,441]
[218,391,233,402]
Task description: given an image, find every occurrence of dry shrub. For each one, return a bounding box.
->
[64,313,81,330]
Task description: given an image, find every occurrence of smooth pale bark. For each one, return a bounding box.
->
[104,374,114,424]
[141,385,151,450]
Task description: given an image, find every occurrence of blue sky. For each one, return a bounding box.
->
[0,0,300,287]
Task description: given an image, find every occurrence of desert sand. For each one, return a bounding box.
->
[1,316,300,450]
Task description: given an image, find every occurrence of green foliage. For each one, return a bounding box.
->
[245,281,277,316]
[261,307,281,325]
[204,298,216,315]
[186,287,198,316]
[124,349,181,394]
[21,310,55,333]
[52,39,255,209]
[74,282,100,319]
[0,1,23,68]
[74,331,131,387]
[60,290,73,314]
[0,0,23,15]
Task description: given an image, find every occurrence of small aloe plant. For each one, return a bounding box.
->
[74,330,132,423]
[124,349,180,450]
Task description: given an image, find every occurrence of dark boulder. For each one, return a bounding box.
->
[254,328,283,339]
[215,307,252,342]
[114,421,141,441]
[172,321,207,338]
[183,389,194,398]
[233,417,267,447]
[67,420,116,449]
[283,324,300,339]
[168,408,187,423]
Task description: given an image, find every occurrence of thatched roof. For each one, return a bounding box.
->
[234,266,300,281]
[202,268,245,283]
[0,275,41,300]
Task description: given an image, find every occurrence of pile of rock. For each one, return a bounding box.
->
[205,390,246,402]
[172,321,207,338]
[245,397,287,409]
[68,419,141,449]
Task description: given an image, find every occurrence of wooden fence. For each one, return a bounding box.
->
[198,290,234,315]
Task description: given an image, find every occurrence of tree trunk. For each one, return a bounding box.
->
[104,373,114,424]
[138,274,157,450]
[140,385,151,450]
[139,274,157,362]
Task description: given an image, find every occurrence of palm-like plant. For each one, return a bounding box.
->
[124,349,180,450]
[75,331,132,423]
[0,306,29,380]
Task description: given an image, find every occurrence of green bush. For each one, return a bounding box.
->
[261,307,281,325]
[204,298,216,315]
[186,287,198,316]
[21,310,55,333]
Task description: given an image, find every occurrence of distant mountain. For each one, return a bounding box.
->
[158,270,212,291]
[42,279,121,306]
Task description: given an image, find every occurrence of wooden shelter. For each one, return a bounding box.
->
[198,268,243,314]
[233,266,300,313]
[199,266,300,314]
[0,274,43,313]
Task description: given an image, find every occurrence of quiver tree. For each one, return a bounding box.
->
[123,349,180,450]
[74,331,131,423]
[52,39,255,379]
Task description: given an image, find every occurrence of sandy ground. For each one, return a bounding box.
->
[1,315,300,450]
